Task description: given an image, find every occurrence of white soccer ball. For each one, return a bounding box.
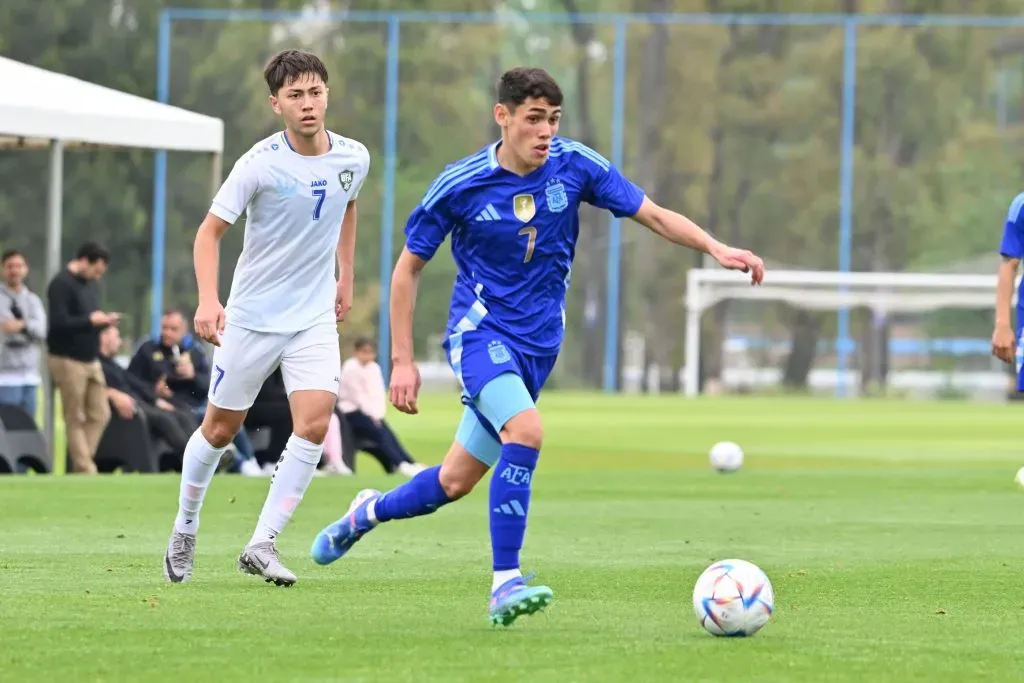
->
[1014,467,1024,488]
[709,441,744,472]
[692,559,774,637]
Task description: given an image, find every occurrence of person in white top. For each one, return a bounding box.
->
[335,337,423,477]
[164,49,370,587]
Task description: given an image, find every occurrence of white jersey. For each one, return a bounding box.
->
[209,130,371,333]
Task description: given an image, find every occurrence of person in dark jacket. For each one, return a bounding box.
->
[128,309,257,470]
[128,310,210,409]
[46,242,118,475]
[99,325,198,469]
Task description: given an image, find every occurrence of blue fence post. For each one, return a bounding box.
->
[378,16,401,380]
[151,9,172,340]
[836,18,858,398]
[603,18,627,393]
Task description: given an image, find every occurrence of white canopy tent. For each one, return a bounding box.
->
[0,56,224,463]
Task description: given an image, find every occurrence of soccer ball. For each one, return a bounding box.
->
[692,559,774,637]
[709,441,744,472]
[1014,467,1024,488]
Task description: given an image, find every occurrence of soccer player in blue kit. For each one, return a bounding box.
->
[993,192,1024,372]
[311,67,765,626]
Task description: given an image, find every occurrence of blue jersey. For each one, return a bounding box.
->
[404,137,645,356]
[999,191,1024,323]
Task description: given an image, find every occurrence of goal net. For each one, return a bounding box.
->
[683,268,1016,399]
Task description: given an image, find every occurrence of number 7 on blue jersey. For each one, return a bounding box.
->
[312,188,326,221]
[518,226,537,263]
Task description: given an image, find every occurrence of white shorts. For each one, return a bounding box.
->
[208,322,341,411]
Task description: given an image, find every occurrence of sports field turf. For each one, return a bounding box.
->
[1,394,1020,682]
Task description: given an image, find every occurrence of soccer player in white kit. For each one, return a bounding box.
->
[162,50,370,586]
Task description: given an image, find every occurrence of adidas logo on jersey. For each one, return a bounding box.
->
[474,203,501,222]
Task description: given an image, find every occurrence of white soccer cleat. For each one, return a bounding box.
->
[163,530,196,584]
[238,541,297,587]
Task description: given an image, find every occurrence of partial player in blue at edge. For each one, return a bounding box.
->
[311,66,766,626]
[992,191,1024,379]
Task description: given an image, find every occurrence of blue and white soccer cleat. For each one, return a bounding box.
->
[488,574,554,627]
[310,488,381,565]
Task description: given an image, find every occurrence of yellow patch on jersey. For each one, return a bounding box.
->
[513,194,536,223]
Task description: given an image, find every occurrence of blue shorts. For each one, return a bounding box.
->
[444,330,557,467]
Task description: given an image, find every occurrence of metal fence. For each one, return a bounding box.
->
[153,10,1024,392]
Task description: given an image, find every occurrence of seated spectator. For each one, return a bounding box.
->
[335,337,424,477]
[128,310,210,410]
[0,249,47,424]
[128,309,257,468]
[99,325,200,469]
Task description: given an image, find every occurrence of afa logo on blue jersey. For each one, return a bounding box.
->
[545,178,568,213]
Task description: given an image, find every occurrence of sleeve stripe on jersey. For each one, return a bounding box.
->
[550,138,611,172]
[422,158,491,211]
[1007,193,1024,224]
[422,151,488,207]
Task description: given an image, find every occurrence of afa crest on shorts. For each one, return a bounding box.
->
[338,170,355,192]
[513,194,536,223]
[545,182,568,213]
[488,340,512,364]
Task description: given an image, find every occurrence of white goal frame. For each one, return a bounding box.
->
[683,268,1016,397]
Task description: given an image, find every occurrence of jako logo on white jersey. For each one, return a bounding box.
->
[310,179,327,187]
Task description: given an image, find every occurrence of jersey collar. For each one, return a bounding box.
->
[487,141,500,170]
[280,130,333,156]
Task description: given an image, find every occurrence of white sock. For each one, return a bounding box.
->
[249,434,322,546]
[492,568,523,592]
[174,430,227,535]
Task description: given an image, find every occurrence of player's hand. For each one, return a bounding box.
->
[992,324,1017,365]
[194,299,226,347]
[336,277,353,322]
[710,244,765,286]
[389,361,421,415]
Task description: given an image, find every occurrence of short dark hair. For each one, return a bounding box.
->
[75,241,109,264]
[353,337,375,352]
[1,249,24,264]
[497,67,563,111]
[264,49,329,95]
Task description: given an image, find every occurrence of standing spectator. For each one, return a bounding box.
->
[0,250,47,423]
[46,242,117,475]
[337,337,424,476]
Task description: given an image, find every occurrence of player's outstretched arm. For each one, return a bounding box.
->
[631,197,764,285]
[389,247,426,415]
[993,255,1019,364]
[193,213,230,346]
[336,200,358,321]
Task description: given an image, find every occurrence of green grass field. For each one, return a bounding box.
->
[1,394,1021,682]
